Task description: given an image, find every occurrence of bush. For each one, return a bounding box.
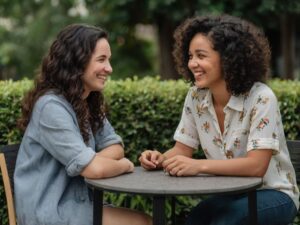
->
[0,77,300,224]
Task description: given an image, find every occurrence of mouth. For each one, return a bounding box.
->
[96,74,107,81]
[193,71,205,80]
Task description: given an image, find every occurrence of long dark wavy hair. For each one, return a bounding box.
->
[19,24,108,143]
[173,14,271,95]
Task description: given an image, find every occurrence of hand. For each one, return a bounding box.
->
[139,150,165,170]
[162,155,199,176]
[119,158,134,173]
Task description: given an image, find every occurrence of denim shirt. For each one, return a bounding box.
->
[14,93,123,225]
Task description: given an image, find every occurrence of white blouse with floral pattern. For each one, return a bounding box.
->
[174,82,299,209]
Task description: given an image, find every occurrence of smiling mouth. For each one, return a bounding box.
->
[96,74,107,81]
[194,71,205,79]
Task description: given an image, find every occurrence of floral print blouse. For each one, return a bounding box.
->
[174,82,299,209]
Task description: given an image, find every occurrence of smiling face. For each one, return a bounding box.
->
[81,38,112,99]
[188,33,224,91]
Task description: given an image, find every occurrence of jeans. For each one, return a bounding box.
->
[185,189,298,225]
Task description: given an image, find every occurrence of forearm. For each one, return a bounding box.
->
[199,150,271,177]
[163,142,193,159]
[97,144,124,160]
[81,156,129,179]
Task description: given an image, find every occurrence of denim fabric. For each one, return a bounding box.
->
[185,189,298,225]
[14,93,123,225]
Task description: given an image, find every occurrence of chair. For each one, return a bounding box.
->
[286,140,300,225]
[0,143,20,225]
[287,140,300,185]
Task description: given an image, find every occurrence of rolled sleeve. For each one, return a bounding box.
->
[95,118,123,151]
[65,148,95,176]
[173,89,200,149]
[39,101,96,176]
[247,138,279,152]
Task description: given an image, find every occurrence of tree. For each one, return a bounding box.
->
[1,0,299,80]
[0,0,87,79]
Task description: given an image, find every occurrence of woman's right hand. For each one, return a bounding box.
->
[139,150,165,170]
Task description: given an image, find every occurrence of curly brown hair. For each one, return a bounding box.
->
[19,24,108,143]
[173,14,271,95]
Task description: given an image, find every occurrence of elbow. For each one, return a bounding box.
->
[251,165,268,177]
[81,165,105,179]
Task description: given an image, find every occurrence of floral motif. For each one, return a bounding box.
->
[233,138,240,149]
[225,150,234,159]
[191,90,200,100]
[251,139,259,149]
[185,106,192,115]
[196,104,205,117]
[257,118,269,130]
[239,109,246,122]
[250,107,257,125]
[256,95,269,104]
[212,136,223,148]
[202,121,210,133]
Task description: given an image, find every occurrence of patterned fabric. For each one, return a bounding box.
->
[174,82,299,209]
[14,93,123,225]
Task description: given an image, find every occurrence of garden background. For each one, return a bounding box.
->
[1,0,300,224]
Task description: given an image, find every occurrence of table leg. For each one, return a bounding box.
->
[93,189,103,225]
[153,196,166,225]
[171,197,176,225]
[248,190,258,225]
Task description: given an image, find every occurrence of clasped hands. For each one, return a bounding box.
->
[139,150,199,176]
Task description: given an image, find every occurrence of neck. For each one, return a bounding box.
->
[210,82,231,107]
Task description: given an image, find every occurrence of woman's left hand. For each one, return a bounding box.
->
[162,155,200,176]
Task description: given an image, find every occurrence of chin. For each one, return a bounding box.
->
[195,81,207,89]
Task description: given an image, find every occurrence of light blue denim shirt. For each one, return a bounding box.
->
[14,93,123,225]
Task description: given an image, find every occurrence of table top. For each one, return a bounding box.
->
[85,166,262,196]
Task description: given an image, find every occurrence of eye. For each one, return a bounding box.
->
[188,54,193,60]
[98,57,105,63]
[197,53,205,59]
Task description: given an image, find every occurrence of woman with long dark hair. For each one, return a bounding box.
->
[15,24,151,225]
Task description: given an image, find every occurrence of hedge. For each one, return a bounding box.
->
[0,77,300,224]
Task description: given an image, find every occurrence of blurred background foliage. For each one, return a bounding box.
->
[0,78,299,224]
[0,0,300,81]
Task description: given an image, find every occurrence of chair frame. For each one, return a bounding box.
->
[286,140,300,185]
[0,144,19,225]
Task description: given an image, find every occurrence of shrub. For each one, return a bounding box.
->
[0,77,299,224]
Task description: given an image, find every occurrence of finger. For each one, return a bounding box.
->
[141,162,156,170]
[162,156,176,168]
[164,160,178,173]
[139,154,157,169]
[151,150,162,164]
[169,165,181,176]
[175,165,186,177]
[157,154,166,165]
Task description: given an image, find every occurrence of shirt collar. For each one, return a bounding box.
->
[200,89,244,112]
[226,95,244,112]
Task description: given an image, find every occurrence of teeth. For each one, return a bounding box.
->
[96,74,106,80]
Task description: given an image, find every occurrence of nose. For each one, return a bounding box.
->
[188,58,199,69]
[105,62,113,74]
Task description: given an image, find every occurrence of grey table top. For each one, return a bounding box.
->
[85,166,263,196]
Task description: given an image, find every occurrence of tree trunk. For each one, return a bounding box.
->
[156,16,180,80]
[280,14,295,79]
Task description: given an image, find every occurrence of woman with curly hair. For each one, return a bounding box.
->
[139,15,299,225]
[15,24,151,225]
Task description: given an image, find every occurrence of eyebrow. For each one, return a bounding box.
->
[96,55,106,59]
[194,49,209,54]
[95,54,112,60]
